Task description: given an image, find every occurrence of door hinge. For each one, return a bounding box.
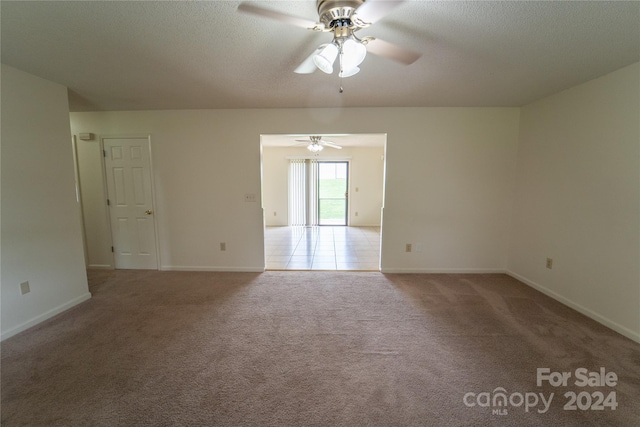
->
[103,149,107,158]
[107,199,111,206]
[111,246,114,253]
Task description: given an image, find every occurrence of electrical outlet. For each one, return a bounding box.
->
[415,243,423,252]
[273,211,277,216]
[405,243,412,252]
[546,258,553,269]
[220,242,226,251]
[20,281,30,295]
[355,211,359,217]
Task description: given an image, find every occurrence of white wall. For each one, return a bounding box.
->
[346,145,385,227]
[70,107,520,273]
[508,62,640,342]
[262,144,385,227]
[1,64,91,340]
[261,146,289,227]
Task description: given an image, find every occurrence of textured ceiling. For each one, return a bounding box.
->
[1,1,638,112]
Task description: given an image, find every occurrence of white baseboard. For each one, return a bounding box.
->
[380,268,507,274]
[1,292,92,341]
[87,264,114,270]
[506,271,640,344]
[160,265,265,273]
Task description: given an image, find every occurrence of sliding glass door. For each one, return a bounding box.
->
[318,162,348,225]
[289,160,348,226]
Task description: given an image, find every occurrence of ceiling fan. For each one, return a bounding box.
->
[295,136,343,152]
[238,0,421,78]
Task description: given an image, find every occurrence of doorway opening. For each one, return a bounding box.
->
[261,133,386,271]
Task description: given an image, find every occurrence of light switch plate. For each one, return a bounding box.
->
[20,281,30,295]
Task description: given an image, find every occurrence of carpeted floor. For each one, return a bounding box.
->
[2,270,639,426]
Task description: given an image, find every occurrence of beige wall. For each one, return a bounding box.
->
[1,65,91,340]
[262,144,385,227]
[508,62,640,341]
[70,107,520,273]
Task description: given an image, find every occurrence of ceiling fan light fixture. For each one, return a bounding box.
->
[341,38,367,70]
[313,43,339,74]
[307,143,324,152]
[238,1,422,78]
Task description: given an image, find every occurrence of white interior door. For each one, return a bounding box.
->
[104,137,158,269]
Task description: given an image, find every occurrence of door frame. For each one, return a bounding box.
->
[71,135,90,267]
[317,160,350,226]
[101,134,161,270]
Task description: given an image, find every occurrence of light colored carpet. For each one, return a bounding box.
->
[2,270,639,426]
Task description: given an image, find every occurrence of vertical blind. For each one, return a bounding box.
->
[288,159,318,226]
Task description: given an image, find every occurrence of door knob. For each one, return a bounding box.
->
[145,210,153,215]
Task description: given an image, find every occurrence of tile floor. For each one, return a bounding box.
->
[265,226,381,271]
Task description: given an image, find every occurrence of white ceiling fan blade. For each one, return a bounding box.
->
[366,38,421,65]
[321,141,343,149]
[238,2,324,30]
[294,45,326,74]
[353,0,406,25]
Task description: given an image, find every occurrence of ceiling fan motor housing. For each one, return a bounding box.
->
[317,0,365,29]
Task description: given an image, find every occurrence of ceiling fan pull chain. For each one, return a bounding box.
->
[338,47,344,93]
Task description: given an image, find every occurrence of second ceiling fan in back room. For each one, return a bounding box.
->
[237,0,421,82]
[295,136,343,153]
